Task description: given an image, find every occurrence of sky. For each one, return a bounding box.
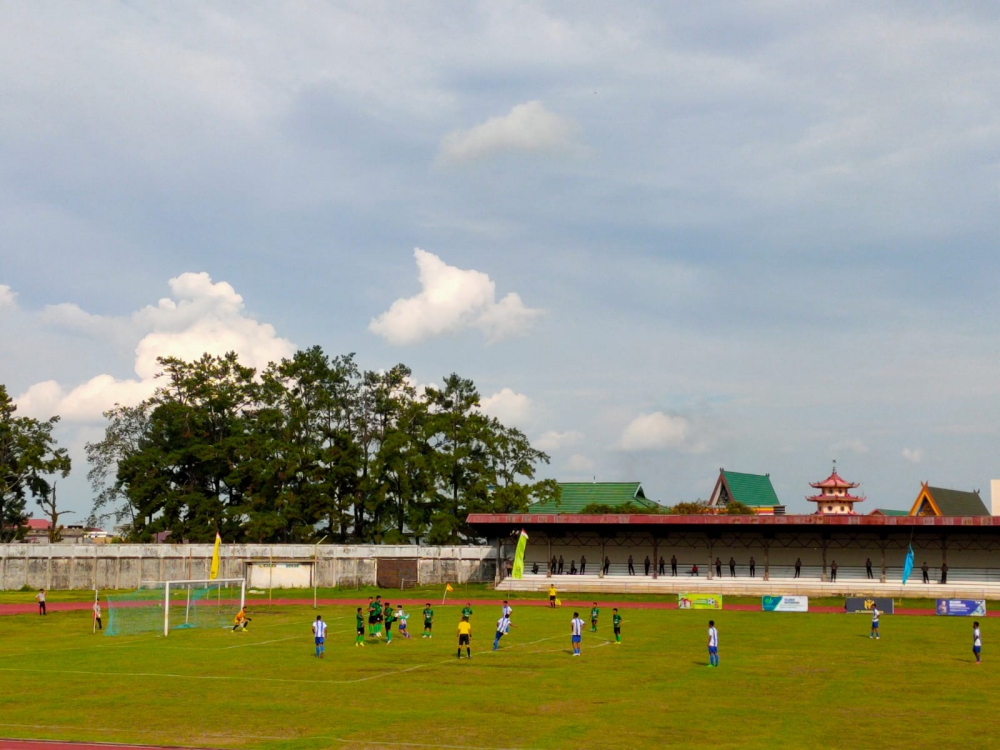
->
[2,2,1000,521]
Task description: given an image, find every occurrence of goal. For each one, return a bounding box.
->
[104,578,246,637]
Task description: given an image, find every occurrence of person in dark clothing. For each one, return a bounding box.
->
[532,562,539,575]
[830,560,838,582]
[729,557,736,577]
[550,556,557,575]
[749,557,755,578]
[865,558,874,579]
[794,558,802,578]
[603,556,611,575]
[580,555,587,575]
[941,562,949,584]
[671,555,678,576]
[558,555,564,575]
[658,556,666,575]
[644,556,651,576]
[569,560,577,575]
[922,562,929,584]
[627,555,635,575]
[714,558,722,578]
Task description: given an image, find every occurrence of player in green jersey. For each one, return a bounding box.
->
[590,602,600,632]
[462,603,473,620]
[367,597,376,636]
[374,596,384,638]
[384,602,396,644]
[612,608,622,644]
[422,603,434,638]
[355,607,366,647]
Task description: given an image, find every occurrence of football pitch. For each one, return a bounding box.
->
[0,599,997,750]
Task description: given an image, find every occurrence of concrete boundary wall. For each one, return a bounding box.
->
[0,544,496,591]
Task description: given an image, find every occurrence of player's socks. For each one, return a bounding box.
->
[466,647,471,658]
[457,649,462,658]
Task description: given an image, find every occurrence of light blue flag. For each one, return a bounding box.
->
[901,544,915,585]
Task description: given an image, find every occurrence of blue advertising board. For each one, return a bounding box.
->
[936,599,986,617]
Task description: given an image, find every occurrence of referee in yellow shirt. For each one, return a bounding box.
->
[457,616,472,659]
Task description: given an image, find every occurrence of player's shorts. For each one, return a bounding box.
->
[572,635,582,644]
[613,626,621,635]
[376,614,383,623]
[385,622,393,631]
[357,626,364,635]
[459,634,470,646]
[368,614,375,624]
[315,637,325,645]
[974,645,981,654]
[424,621,433,630]
[708,646,718,655]
[495,630,504,640]
[872,622,880,629]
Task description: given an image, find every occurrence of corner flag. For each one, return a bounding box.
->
[901,544,914,585]
[511,529,529,579]
[446,583,454,592]
[209,532,221,580]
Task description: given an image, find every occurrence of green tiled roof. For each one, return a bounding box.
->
[927,487,989,516]
[871,508,909,516]
[527,482,660,514]
[721,471,781,508]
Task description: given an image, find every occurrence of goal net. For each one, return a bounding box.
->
[105,578,246,637]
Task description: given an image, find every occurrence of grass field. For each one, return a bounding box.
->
[1,598,997,750]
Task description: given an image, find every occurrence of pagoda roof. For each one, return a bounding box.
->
[807,493,865,503]
[809,470,860,490]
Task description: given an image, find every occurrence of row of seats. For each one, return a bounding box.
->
[524,563,1000,582]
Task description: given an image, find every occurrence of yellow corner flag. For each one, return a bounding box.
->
[555,598,562,607]
[446,584,454,592]
[209,532,221,580]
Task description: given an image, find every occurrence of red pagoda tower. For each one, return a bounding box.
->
[806,462,866,515]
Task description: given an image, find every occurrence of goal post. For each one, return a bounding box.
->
[160,578,246,636]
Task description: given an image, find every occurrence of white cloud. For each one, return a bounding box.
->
[479,387,533,427]
[438,101,579,164]
[0,285,17,310]
[369,249,542,345]
[619,411,691,451]
[565,454,595,473]
[832,438,869,454]
[15,272,295,421]
[901,448,923,464]
[535,430,585,452]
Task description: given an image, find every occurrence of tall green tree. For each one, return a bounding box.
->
[85,402,151,531]
[0,385,71,541]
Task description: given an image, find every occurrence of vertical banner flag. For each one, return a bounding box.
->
[209,532,221,580]
[512,529,529,579]
[901,544,914,585]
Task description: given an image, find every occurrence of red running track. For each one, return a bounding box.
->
[1,596,976,617]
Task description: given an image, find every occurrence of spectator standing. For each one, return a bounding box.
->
[36,589,46,616]
[627,555,635,575]
[865,558,874,579]
[671,555,678,576]
[794,558,802,578]
[603,556,611,576]
[658,556,666,575]
[830,560,838,582]
[644,556,651,576]
[941,562,949,584]
[714,558,722,578]
[558,555,564,575]
[580,555,587,575]
[749,557,756,578]
[728,557,736,577]
[922,562,929,584]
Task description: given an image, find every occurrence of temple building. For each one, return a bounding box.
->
[806,464,865,515]
[908,483,989,517]
[707,469,784,515]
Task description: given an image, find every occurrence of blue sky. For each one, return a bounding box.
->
[2,2,999,519]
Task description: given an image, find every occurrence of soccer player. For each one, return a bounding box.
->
[590,602,599,632]
[462,602,473,620]
[422,603,434,638]
[36,589,46,616]
[374,596,384,638]
[313,615,327,658]
[501,600,512,619]
[397,606,411,639]
[367,596,377,636]
[384,601,396,644]
[232,607,250,632]
[707,620,719,667]
[571,611,585,656]
[612,608,622,644]
[973,621,982,663]
[93,600,102,632]
[548,583,557,608]
[493,612,511,651]
[457,616,472,658]
[355,607,365,647]
[869,605,880,640]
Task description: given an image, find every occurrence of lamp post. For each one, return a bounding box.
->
[314,535,328,609]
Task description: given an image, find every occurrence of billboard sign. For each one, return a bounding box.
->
[678,594,723,610]
[762,595,809,612]
[936,599,986,617]
[845,597,895,614]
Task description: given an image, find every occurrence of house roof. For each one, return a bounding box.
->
[923,486,989,516]
[527,482,660,514]
[869,508,909,516]
[719,471,781,508]
[25,519,52,530]
[810,471,860,490]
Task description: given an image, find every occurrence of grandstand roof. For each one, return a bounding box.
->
[527,482,661,514]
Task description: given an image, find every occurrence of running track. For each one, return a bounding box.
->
[0,741,210,750]
[0,596,986,617]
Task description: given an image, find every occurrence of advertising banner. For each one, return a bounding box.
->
[762,595,809,612]
[845,597,895,614]
[678,594,723,610]
[936,599,986,617]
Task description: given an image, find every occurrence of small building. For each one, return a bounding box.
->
[806,465,865,515]
[869,508,908,517]
[707,469,784,515]
[909,484,989,517]
[527,482,661,514]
